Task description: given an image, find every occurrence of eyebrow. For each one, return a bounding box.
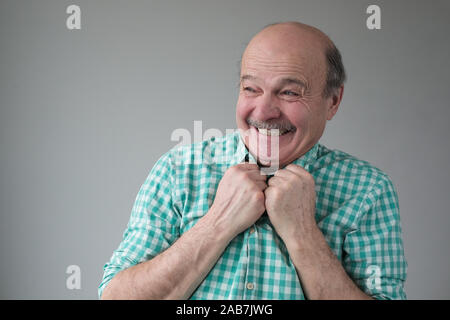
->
[240,74,307,88]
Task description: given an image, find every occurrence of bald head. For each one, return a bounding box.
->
[247,22,333,55]
[241,22,345,97]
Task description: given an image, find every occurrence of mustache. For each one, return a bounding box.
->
[246,118,296,131]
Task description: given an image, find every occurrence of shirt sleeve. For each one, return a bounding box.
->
[342,175,408,300]
[98,151,181,299]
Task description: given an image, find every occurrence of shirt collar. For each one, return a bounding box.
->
[291,142,320,171]
[230,130,320,171]
[233,130,257,165]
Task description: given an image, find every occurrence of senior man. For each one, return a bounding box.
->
[99,22,407,300]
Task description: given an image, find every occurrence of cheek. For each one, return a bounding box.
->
[236,97,253,124]
[285,99,328,132]
[284,104,308,129]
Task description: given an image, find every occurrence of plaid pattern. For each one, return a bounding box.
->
[99,130,407,299]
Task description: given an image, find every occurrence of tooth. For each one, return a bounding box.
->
[259,128,268,135]
[270,129,280,136]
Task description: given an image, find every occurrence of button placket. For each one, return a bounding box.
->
[243,224,258,298]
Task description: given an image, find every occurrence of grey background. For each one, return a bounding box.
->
[1,0,449,299]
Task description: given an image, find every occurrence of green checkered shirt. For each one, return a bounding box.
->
[99,130,407,299]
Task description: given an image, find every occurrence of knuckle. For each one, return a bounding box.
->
[286,164,298,171]
[229,165,240,174]
[252,190,264,202]
[273,188,282,198]
[304,172,315,184]
[230,167,245,179]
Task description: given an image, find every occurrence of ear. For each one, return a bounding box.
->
[326,85,344,121]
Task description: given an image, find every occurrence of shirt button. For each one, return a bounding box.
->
[249,227,255,234]
[246,282,254,290]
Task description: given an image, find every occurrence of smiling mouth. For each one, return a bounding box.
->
[246,119,296,137]
[254,127,295,136]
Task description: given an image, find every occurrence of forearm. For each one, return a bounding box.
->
[101,212,233,300]
[285,226,372,300]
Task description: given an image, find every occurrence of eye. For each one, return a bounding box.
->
[243,86,257,93]
[281,90,299,96]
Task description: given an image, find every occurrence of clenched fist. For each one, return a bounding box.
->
[264,164,317,246]
[208,163,267,239]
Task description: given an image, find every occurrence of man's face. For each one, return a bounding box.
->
[236,25,339,168]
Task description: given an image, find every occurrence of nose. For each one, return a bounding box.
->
[252,93,281,121]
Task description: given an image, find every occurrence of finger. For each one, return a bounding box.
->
[236,163,260,171]
[273,169,293,178]
[228,163,262,178]
[267,175,285,187]
[263,185,275,197]
[247,169,271,181]
[254,180,268,191]
[283,164,306,176]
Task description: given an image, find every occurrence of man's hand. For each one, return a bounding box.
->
[263,164,372,300]
[264,164,317,246]
[208,163,267,239]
